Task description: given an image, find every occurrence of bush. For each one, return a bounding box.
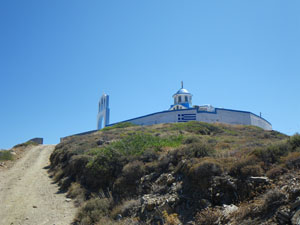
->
[283,152,300,169]
[252,143,289,164]
[113,161,146,197]
[240,165,263,177]
[182,136,201,144]
[85,149,123,190]
[188,159,223,180]
[66,154,92,180]
[266,166,287,179]
[0,150,13,161]
[122,160,145,182]
[288,134,300,150]
[75,198,111,225]
[229,156,261,178]
[262,189,285,212]
[183,143,215,158]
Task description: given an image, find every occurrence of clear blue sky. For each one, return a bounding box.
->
[0,1,299,149]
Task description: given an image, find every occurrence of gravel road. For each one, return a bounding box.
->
[0,145,76,225]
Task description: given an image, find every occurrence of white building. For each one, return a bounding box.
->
[97,83,272,130]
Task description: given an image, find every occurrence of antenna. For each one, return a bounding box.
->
[181,81,183,89]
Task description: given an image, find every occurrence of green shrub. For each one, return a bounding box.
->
[252,143,289,164]
[102,122,137,131]
[0,150,13,161]
[288,134,300,151]
[75,198,111,225]
[93,133,183,157]
[85,149,123,190]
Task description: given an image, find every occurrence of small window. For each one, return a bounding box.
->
[178,96,181,103]
[185,96,188,102]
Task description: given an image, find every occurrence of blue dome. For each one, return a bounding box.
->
[173,88,192,96]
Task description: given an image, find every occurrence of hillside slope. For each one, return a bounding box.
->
[50,122,300,225]
[0,145,76,225]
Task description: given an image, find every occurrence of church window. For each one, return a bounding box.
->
[185,96,188,102]
[178,96,181,103]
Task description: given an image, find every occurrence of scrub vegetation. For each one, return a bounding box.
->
[0,150,13,161]
[50,121,300,224]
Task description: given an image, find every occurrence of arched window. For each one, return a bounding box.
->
[185,96,188,102]
[178,96,181,103]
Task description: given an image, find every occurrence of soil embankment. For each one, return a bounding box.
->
[0,145,76,225]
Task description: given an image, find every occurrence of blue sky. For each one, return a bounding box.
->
[0,1,299,149]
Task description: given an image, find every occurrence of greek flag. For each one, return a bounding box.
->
[178,113,196,122]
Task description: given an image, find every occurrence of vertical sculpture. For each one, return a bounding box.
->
[97,94,110,130]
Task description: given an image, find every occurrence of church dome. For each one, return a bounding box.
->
[175,88,191,95]
[172,88,192,97]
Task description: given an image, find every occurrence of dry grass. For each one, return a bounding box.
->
[67,182,86,206]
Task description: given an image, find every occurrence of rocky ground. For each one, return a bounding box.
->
[0,145,76,225]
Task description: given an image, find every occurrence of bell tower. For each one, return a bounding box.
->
[169,82,192,110]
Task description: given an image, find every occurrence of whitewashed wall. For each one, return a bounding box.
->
[115,108,272,130]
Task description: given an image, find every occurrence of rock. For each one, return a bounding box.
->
[249,176,270,183]
[290,189,300,201]
[291,199,300,210]
[292,209,300,225]
[198,199,212,209]
[155,173,175,186]
[141,193,179,212]
[65,198,72,202]
[167,174,175,185]
[33,205,37,208]
[223,204,238,217]
[96,140,104,146]
[276,210,290,225]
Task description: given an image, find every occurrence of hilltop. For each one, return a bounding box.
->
[50,122,300,225]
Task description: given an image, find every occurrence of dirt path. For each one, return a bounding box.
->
[0,145,77,225]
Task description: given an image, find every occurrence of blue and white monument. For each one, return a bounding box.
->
[97,93,110,129]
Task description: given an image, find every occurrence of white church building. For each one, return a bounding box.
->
[97,83,272,130]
